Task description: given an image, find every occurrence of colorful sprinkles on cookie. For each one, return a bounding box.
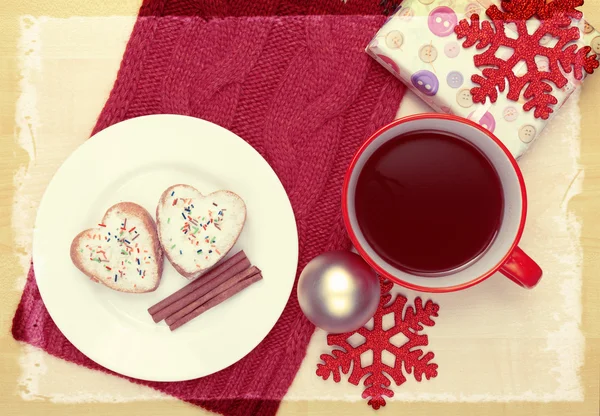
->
[83,219,152,283]
[157,185,246,278]
[71,202,162,293]
[171,196,226,262]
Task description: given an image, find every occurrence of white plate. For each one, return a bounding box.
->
[33,115,298,381]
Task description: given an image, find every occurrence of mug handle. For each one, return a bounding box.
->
[499,247,542,289]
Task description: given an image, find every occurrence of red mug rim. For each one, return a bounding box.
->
[341,113,528,293]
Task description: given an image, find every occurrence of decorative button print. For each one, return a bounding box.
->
[465,2,482,19]
[411,70,439,96]
[469,111,496,133]
[503,106,519,122]
[519,125,537,143]
[592,36,600,55]
[444,41,460,58]
[456,88,474,108]
[385,31,404,49]
[419,44,438,63]
[446,71,464,88]
[397,7,414,20]
[428,6,458,37]
[376,54,400,75]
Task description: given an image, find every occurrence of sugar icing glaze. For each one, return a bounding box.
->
[157,185,246,277]
[71,203,160,292]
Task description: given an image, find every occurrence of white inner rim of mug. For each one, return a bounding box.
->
[345,118,523,289]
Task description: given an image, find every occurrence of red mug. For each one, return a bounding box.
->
[342,114,542,292]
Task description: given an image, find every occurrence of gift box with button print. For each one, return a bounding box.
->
[367,0,600,158]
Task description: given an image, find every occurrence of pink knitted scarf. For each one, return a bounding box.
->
[136,0,401,17]
[12,5,405,415]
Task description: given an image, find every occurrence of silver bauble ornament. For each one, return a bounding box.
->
[297,251,380,333]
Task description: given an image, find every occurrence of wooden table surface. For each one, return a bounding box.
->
[0,1,598,415]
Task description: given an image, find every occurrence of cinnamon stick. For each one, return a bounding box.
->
[165,266,260,326]
[151,257,251,323]
[169,272,263,331]
[148,251,247,319]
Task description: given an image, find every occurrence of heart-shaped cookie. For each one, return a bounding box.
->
[70,202,163,293]
[156,184,246,279]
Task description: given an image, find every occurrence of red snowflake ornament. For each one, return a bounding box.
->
[455,0,599,119]
[316,278,439,409]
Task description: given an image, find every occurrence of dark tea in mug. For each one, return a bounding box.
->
[354,130,504,275]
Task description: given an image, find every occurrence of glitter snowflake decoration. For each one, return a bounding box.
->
[316,279,439,409]
[455,0,599,119]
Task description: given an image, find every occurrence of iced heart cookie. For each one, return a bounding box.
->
[156,184,246,279]
[70,202,163,293]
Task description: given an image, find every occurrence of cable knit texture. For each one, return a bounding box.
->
[12,3,405,415]
[136,0,393,17]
